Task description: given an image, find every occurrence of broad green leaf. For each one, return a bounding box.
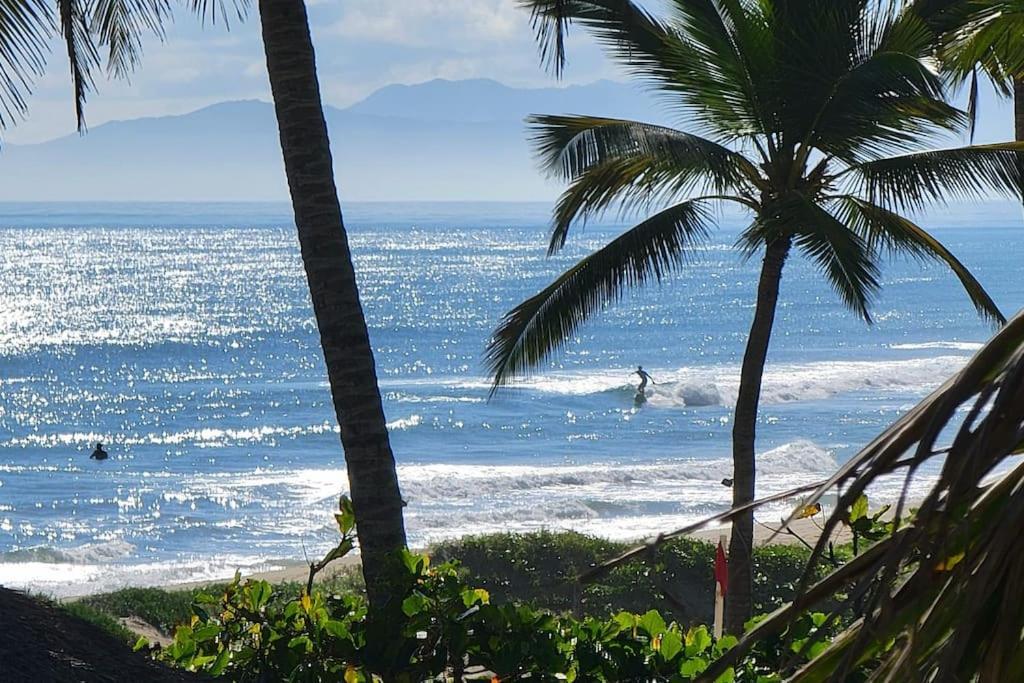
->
[132,635,149,652]
[461,587,490,607]
[402,592,428,617]
[209,646,231,677]
[680,656,708,677]
[192,624,220,642]
[288,634,312,652]
[685,625,712,656]
[715,634,739,652]
[714,668,736,683]
[324,619,350,639]
[336,495,356,535]
[850,494,869,523]
[659,628,683,660]
[638,609,667,637]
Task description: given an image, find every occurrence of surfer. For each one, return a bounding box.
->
[634,366,655,393]
[89,442,109,461]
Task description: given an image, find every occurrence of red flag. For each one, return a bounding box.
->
[715,540,728,597]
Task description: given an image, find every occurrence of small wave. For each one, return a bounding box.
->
[478,355,968,408]
[387,414,423,431]
[888,341,982,351]
[397,440,837,502]
[0,539,135,564]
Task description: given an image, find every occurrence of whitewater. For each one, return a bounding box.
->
[0,201,1020,597]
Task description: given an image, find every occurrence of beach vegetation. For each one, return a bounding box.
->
[156,547,835,681]
[490,0,1020,631]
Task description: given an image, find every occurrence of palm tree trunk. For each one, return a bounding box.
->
[257,0,407,617]
[725,236,791,634]
[1015,77,1024,205]
[1015,77,1024,143]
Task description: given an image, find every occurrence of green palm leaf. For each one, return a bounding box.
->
[58,0,100,130]
[486,199,714,390]
[530,115,758,252]
[519,0,673,78]
[834,195,1005,324]
[840,142,1024,211]
[778,196,881,321]
[91,0,170,79]
[0,0,50,129]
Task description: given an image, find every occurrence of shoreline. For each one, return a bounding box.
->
[138,515,851,596]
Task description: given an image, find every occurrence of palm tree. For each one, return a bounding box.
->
[255,0,408,636]
[493,0,1019,632]
[0,0,408,631]
[932,1,1024,193]
[698,307,1024,681]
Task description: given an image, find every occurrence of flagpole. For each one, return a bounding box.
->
[713,533,727,639]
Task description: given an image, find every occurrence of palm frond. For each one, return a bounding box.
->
[840,142,1024,211]
[700,308,1024,682]
[741,196,880,321]
[0,0,51,130]
[834,195,1005,324]
[91,0,170,79]
[58,0,100,132]
[181,0,249,26]
[939,0,1024,88]
[486,199,714,390]
[529,115,758,252]
[518,0,671,78]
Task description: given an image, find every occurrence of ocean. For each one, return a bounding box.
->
[0,200,1020,597]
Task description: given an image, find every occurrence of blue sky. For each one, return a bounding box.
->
[7,0,1016,146]
[8,0,614,144]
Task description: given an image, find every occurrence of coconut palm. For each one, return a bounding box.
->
[255,0,408,640]
[0,0,408,631]
[493,0,1020,632]
[934,0,1024,141]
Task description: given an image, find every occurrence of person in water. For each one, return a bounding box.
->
[634,366,655,393]
[89,442,108,460]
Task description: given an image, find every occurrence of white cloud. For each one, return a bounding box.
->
[330,0,526,48]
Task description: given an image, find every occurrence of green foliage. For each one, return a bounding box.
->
[80,586,210,634]
[57,599,138,646]
[159,549,787,681]
[432,530,813,624]
[151,501,835,679]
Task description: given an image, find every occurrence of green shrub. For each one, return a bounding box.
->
[431,531,814,624]
[79,586,210,634]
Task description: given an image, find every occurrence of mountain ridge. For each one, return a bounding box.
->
[0,76,1011,202]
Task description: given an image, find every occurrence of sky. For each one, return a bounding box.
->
[4,1,1016,149]
[7,0,615,144]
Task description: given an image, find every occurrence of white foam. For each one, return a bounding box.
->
[888,341,983,351]
[0,553,285,598]
[480,355,969,408]
[387,414,423,431]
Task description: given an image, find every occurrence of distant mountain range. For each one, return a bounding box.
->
[0,79,665,202]
[0,76,1012,202]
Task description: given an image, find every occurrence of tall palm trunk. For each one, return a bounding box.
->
[1015,77,1024,143]
[257,0,407,617]
[1015,77,1024,205]
[726,236,791,634]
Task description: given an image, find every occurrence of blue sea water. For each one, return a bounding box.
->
[0,200,1021,596]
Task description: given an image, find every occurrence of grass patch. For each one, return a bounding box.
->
[77,531,820,634]
[31,593,138,645]
[432,530,815,624]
